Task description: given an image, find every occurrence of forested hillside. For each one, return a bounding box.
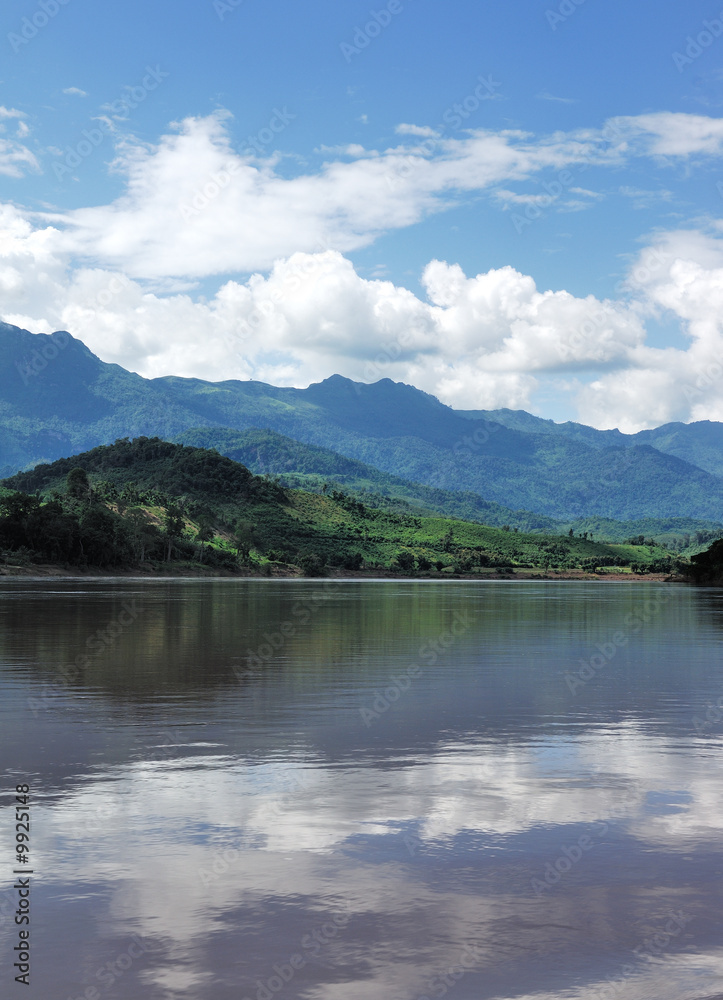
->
[4,323,723,523]
[0,438,682,577]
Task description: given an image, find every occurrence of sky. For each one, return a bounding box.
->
[2,0,723,430]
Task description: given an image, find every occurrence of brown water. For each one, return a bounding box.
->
[1,579,722,1000]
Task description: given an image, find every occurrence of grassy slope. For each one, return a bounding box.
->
[176,427,723,547]
[0,438,678,574]
[2,323,723,524]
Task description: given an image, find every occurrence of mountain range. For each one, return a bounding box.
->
[2,320,723,534]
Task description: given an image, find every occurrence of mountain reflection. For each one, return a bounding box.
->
[1,580,722,1000]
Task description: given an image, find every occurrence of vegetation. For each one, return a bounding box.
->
[3,322,723,524]
[686,537,723,583]
[0,437,687,577]
[176,428,723,548]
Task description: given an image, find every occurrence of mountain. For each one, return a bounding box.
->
[174,427,722,548]
[2,321,723,523]
[460,408,723,477]
[174,426,562,532]
[0,437,679,576]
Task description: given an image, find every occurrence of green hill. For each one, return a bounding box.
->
[3,321,723,522]
[0,438,681,577]
[175,427,723,549]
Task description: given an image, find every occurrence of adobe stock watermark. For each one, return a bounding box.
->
[8,0,69,54]
[565,590,669,695]
[15,330,70,386]
[198,771,313,887]
[452,419,501,458]
[66,933,161,1000]
[28,600,143,717]
[591,910,693,999]
[232,581,341,678]
[214,0,245,20]
[546,0,589,31]
[180,108,294,222]
[529,792,637,897]
[340,0,406,62]
[557,248,669,363]
[222,233,341,358]
[54,67,168,181]
[359,611,471,726]
[241,910,352,1000]
[416,942,485,1000]
[692,691,723,736]
[510,117,623,234]
[385,74,502,194]
[672,12,723,72]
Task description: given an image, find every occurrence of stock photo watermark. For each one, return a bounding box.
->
[240,909,352,1000]
[180,109,295,222]
[509,117,623,234]
[672,12,723,71]
[359,611,471,726]
[8,0,69,53]
[565,590,670,695]
[417,942,485,1000]
[66,934,161,1000]
[53,67,169,181]
[340,0,406,62]
[27,600,143,716]
[546,0,589,31]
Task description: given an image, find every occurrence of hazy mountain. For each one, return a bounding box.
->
[460,407,723,477]
[3,321,723,523]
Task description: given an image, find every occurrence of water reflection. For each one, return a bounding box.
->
[1,581,722,999]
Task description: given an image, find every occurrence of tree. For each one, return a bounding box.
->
[195,519,214,562]
[125,507,158,562]
[233,519,256,562]
[66,467,90,500]
[395,551,415,572]
[299,552,325,577]
[164,505,186,562]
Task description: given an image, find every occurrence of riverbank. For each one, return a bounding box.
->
[0,561,682,582]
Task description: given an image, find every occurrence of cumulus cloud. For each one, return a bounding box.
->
[576,228,723,430]
[15,109,716,283]
[3,218,723,428]
[0,207,646,411]
[30,111,614,281]
[3,110,723,426]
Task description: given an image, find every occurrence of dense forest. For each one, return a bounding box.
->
[4,323,723,525]
[0,437,693,577]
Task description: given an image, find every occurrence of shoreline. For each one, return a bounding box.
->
[0,563,685,583]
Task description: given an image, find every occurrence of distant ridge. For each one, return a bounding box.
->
[2,321,723,523]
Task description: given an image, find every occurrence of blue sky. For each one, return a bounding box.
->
[2,0,723,429]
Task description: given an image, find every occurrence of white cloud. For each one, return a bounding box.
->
[31,111,611,281]
[535,91,578,104]
[617,111,723,157]
[3,111,723,427]
[576,227,723,430]
[0,107,37,177]
[0,107,26,120]
[0,209,646,412]
[494,188,554,207]
[395,123,439,137]
[62,87,88,97]
[17,108,715,282]
[2,220,723,429]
